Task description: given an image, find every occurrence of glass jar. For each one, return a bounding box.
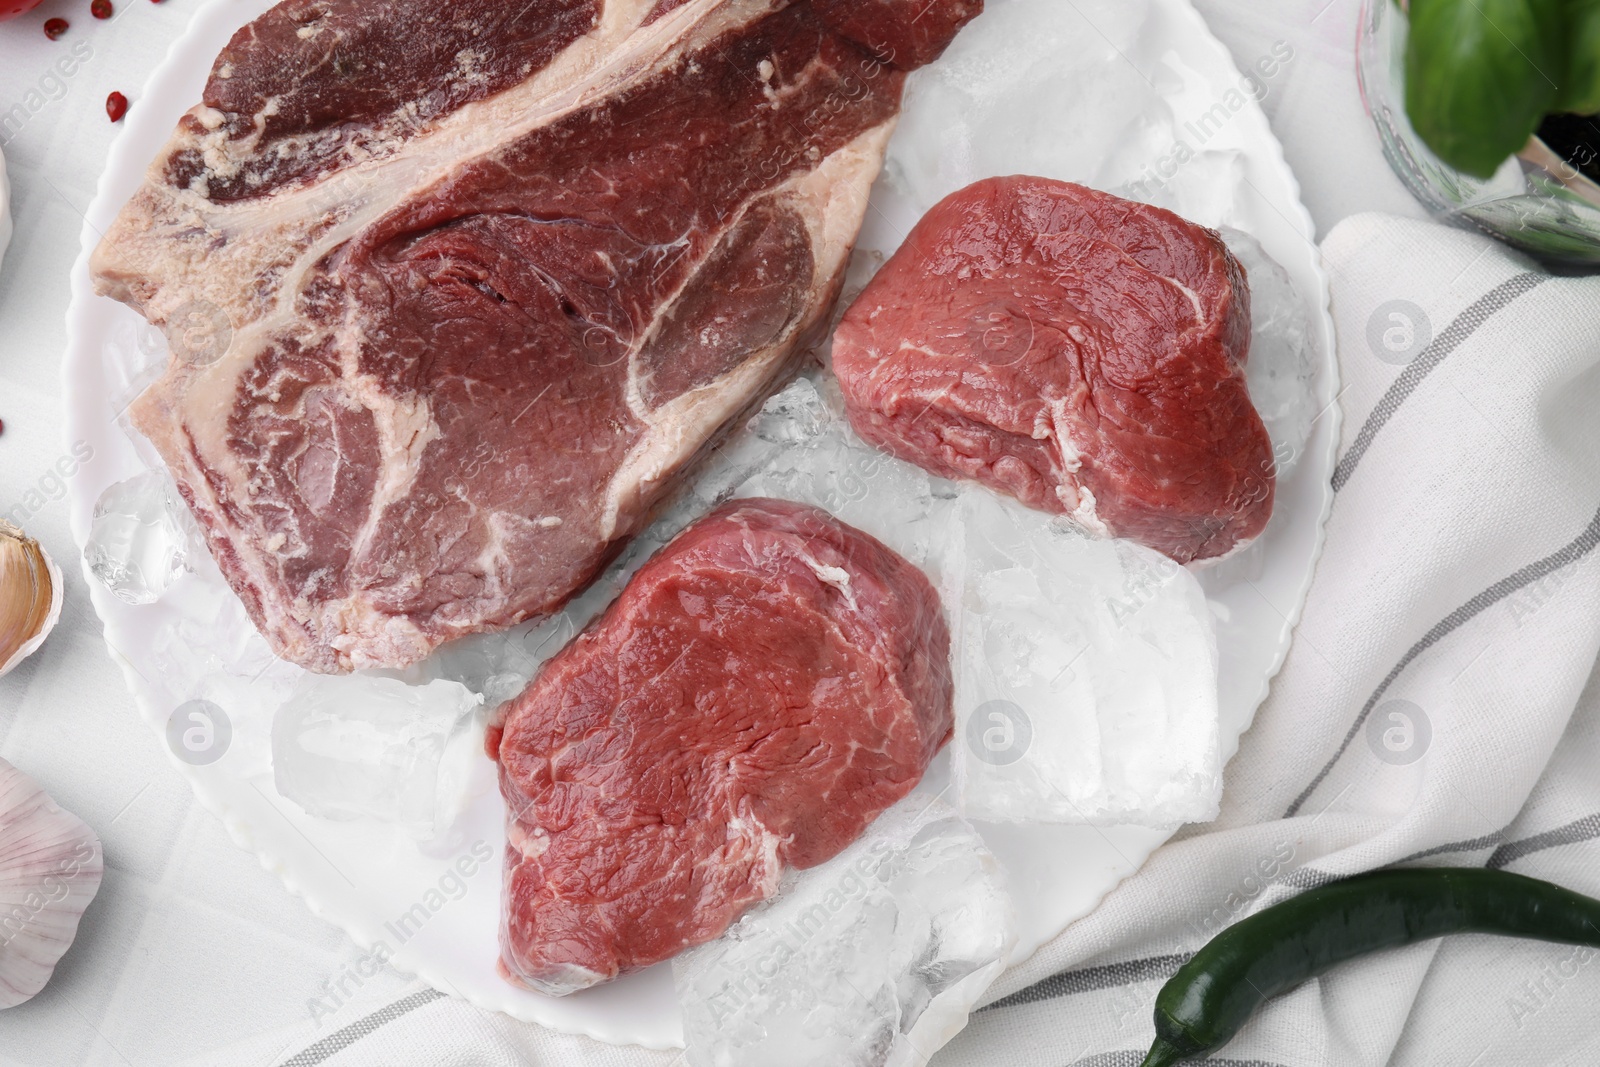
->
[1357,0,1600,265]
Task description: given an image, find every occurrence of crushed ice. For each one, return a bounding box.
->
[272,674,487,842]
[1220,226,1320,477]
[948,492,1223,828]
[674,798,1014,1067]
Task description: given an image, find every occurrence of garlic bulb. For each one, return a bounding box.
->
[0,758,104,1009]
[0,521,62,679]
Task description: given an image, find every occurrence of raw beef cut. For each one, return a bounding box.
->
[832,177,1273,563]
[89,0,982,673]
[487,497,953,995]
[812,0,984,68]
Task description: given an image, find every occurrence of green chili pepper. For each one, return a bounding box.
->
[1139,868,1600,1066]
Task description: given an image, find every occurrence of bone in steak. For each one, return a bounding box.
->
[89,0,982,673]
[832,177,1273,563]
[487,497,953,995]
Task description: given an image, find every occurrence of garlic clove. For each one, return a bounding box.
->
[0,521,63,679]
[0,757,104,1009]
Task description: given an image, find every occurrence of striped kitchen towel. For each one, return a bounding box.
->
[242,215,1600,1067]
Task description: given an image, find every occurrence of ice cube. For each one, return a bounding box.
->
[1120,148,1249,230]
[84,471,194,605]
[271,675,486,840]
[634,384,808,552]
[104,317,173,422]
[405,630,540,712]
[882,0,1164,220]
[675,798,1014,1067]
[1221,226,1319,477]
[949,491,1222,828]
[737,377,943,570]
[748,376,836,446]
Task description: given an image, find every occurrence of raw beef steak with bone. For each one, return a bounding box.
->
[488,497,953,995]
[90,0,982,673]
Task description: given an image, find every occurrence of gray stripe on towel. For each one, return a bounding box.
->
[1285,504,1600,819]
[1393,829,1509,865]
[1332,272,1544,492]
[983,954,1192,1011]
[1489,812,1600,870]
[278,989,447,1067]
[1067,1051,1291,1067]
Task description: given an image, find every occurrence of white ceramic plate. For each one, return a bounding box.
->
[64,0,1338,1050]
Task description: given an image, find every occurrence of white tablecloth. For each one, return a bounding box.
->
[16,2,1595,1065]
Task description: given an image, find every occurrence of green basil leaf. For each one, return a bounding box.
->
[1407,0,1564,177]
[1556,0,1600,113]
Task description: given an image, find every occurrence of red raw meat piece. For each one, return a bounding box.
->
[833,177,1273,563]
[489,497,952,994]
[91,0,977,672]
